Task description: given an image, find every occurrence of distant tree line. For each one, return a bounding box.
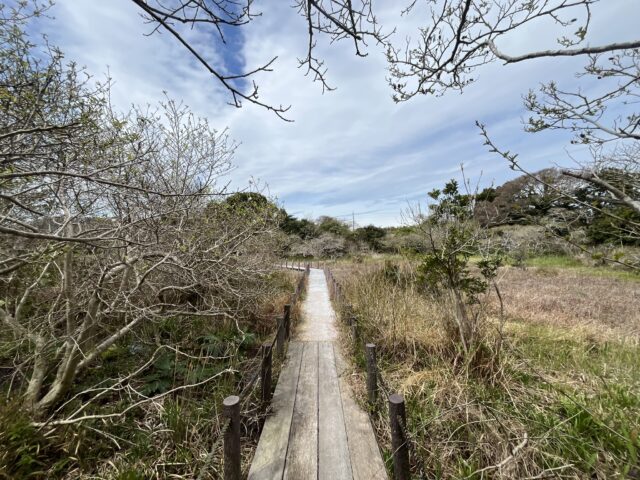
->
[278,165,639,262]
[274,210,385,258]
[475,167,640,246]
[0,0,283,444]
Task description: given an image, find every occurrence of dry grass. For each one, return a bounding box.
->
[332,258,640,479]
[490,266,640,339]
[0,270,302,480]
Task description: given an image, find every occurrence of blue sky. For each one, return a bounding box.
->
[32,0,640,226]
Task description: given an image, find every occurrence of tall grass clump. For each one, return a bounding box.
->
[332,179,639,478]
[336,258,640,479]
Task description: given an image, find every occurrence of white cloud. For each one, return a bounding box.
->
[36,0,640,226]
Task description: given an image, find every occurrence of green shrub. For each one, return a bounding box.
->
[0,401,70,478]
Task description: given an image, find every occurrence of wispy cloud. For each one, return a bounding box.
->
[35,0,640,226]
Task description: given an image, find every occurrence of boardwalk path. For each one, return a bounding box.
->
[248,268,388,480]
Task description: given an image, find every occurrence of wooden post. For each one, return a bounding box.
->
[389,393,410,480]
[343,304,353,323]
[223,395,241,480]
[261,343,272,406]
[276,316,285,359]
[347,310,355,326]
[350,316,359,346]
[284,304,291,340]
[365,343,378,405]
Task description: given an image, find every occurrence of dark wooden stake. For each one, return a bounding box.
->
[365,343,378,405]
[389,393,410,480]
[261,343,272,406]
[350,315,359,346]
[276,315,285,359]
[223,395,241,480]
[283,304,291,340]
[343,304,353,324]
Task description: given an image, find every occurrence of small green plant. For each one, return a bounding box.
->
[591,251,606,265]
[163,400,188,443]
[382,259,400,282]
[141,352,178,395]
[114,467,150,480]
[0,401,69,478]
[415,180,502,361]
[613,250,625,262]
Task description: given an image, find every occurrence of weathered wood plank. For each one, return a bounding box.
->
[284,342,319,479]
[318,341,353,480]
[249,269,389,480]
[248,342,303,480]
[335,348,389,480]
[297,270,339,342]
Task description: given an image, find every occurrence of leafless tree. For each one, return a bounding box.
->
[479,125,640,267]
[130,0,385,118]
[0,3,282,418]
[337,0,640,259]
[562,145,640,215]
[383,1,640,229]
[385,1,637,99]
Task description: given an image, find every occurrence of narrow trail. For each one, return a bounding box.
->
[248,268,388,480]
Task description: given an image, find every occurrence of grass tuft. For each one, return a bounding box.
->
[333,259,640,479]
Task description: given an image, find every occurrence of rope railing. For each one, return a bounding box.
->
[325,265,426,480]
[217,263,311,480]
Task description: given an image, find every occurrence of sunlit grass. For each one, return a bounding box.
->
[518,255,639,281]
[334,261,640,479]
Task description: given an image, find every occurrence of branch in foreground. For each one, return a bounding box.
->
[487,39,640,64]
[561,169,640,215]
[130,0,292,120]
[34,368,235,427]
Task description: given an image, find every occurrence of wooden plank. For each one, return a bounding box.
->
[297,270,339,342]
[318,341,353,480]
[248,342,303,480]
[284,342,319,479]
[335,348,389,480]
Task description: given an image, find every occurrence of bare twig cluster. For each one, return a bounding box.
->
[130,0,385,117]
[0,2,282,424]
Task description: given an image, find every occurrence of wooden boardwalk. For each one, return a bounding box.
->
[248,269,388,480]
